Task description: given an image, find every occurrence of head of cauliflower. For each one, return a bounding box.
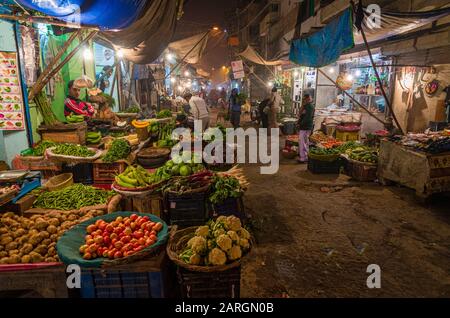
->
[187,236,207,255]
[216,234,232,252]
[208,248,227,266]
[225,216,242,232]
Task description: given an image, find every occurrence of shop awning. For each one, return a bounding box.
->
[102,0,179,64]
[168,32,210,65]
[238,45,285,66]
[16,0,150,30]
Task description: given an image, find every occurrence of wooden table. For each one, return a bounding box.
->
[378,140,450,198]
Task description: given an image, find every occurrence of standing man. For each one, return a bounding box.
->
[297,94,315,164]
[64,80,95,118]
[228,88,242,129]
[184,93,210,131]
[269,87,284,129]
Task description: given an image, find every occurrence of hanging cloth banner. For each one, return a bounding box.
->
[289,7,354,68]
[238,45,285,66]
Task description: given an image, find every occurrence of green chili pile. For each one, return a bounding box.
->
[102,139,131,163]
[52,143,96,157]
[33,184,115,211]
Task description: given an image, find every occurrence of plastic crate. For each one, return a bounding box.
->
[79,252,171,298]
[208,196,245,220]
[93,160,127,183]
[62,163,93,185]
[307,158,344,174]
[165,192,208,228]
[177,266,241,298]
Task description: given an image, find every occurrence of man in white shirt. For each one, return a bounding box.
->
[184,93,210,131]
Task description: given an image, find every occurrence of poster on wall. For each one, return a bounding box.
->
[0,52,25,131]
[94,42,115,95]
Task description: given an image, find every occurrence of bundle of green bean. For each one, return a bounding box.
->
[102,139,131,163]
[52,143,96,157]
[33,184,115,211]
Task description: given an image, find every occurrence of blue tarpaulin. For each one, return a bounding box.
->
[289,8,354,68]
[16,0,149,30]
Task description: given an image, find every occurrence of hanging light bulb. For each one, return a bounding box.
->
[166,53,174,61]
[116,49,124,59]
[268,81,274,88]
[328,67,335,74]
[170,77,176,83]
[346,74,354,81]
[83,48,93,60]
[293,70,299,77]
[184,71,190,77]
[355,69,362,77]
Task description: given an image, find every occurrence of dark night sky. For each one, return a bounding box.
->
[176,0,238,84]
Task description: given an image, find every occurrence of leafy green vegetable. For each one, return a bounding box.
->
[102,139,131,163]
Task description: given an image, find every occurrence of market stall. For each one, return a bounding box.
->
[378,130,450,198]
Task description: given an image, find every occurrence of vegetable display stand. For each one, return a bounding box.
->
[19,156,61,172]
[93,160,127,183]
[38,122,87,145]
[209,196,246,220]
[378,140,450,198]
[164,191,208,228]
[62,163,94,185]
[0,264,68,298]
[307,157,344,174]
[177,266,241,298]
[78,251,174,298]
[336,125,360,142]
[343,156,378,182]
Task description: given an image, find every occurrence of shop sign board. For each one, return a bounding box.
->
[0,52,25,131]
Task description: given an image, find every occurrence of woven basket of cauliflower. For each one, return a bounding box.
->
[167,215,252,272]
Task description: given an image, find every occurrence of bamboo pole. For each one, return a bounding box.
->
[30,31,98,100]
[29,30,81,100]
[0,13,99,30]
[360,28,404,134]
[317,69,386,126]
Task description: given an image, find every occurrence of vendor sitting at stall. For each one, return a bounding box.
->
[64,80,95,118]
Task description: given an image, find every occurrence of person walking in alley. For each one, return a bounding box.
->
[297,93,315,163]
[228,88,242,128]
[184,93,210,131]
[269,87,283,129]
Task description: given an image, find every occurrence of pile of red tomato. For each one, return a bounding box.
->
[79,214,163,260]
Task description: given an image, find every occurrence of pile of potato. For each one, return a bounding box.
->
[0,209,105,264]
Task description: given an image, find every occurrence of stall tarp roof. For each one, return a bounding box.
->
[16,0,150,30]
[355,7,450,45]
[238,45,286,66]
[168,32,210,65]
[102,0,179,65]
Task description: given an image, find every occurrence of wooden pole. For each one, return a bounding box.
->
[28,30,81,100]
[318,69,386,126]
[30,31,98,100]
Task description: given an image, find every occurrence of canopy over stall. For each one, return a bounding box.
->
[10,0,183,65]
[16,0,149,30]
[168,32,210,65]
[238,45,285,66]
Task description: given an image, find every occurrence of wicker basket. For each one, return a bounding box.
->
[166,226,251,273]
[44,173,74,191]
